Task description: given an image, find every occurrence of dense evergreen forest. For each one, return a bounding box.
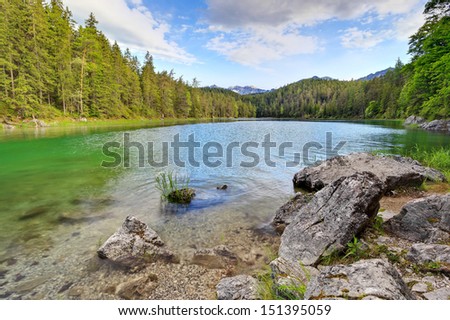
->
[246,0,449,120]
[0,0,255,120]
[0,0,448,122]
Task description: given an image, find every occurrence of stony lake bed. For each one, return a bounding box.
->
[0,120,449,300]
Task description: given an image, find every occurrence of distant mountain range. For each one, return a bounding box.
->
[207,68,393,95]
[228,86,269,95]
[206,85,270,95]
[357,68,393,81]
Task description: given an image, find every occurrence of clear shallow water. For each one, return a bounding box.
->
[0,120,449,298]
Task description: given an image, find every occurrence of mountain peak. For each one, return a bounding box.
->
[228,85,268,95]
[358,68,393,81]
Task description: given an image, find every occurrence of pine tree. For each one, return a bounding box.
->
[141,52,160,116]
[47,0,75,115]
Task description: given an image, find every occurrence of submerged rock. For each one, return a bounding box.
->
[191,245,238,269]
[384,194,450,243]
[217,184,228,190]
[116,274,158,300]
[13,276,48,294]
[273,193,312,232]
[19,206,50,221]
[293,153,445,192]
[167,188,195,204]
[216,275,258,300]
[279,172,383,266]
[406,243,450,264]
[305,259,414,300]
[97,216,178,267]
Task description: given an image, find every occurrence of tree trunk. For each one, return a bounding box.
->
[32,15,43,104]
[80,47,86,116]
[9,57,15,100]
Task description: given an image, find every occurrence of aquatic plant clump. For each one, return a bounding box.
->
[155,171,195,204]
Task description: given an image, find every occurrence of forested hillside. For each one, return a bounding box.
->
[0,0,255,120]
[246,0,449,120]
[0,0,447,122]
[246,62,405,119]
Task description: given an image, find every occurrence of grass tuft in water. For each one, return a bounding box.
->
[155,171,195,204]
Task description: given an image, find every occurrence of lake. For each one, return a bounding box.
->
[0,120,449,299]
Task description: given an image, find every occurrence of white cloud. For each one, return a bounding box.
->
[340,28,389,49]
[394,11,425,41]
[340,4,425,49]
[204,0,424,66]
[205,0,422,29]
[63,0,195,63]
[206,28,318,66]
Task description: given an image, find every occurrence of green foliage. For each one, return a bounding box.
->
[275,283,307,300]
[0,0,255,120]
[245,64,406,119]
[257,266,308,300]
[423,261,442,270]
[1,0,447,122]
[319,249,342,266]
[257,268,277,300]
[343,237,364,260]
[402,145,450,181]
[402,0,450,119]
[155,171,194,204]
[372,215,384,234]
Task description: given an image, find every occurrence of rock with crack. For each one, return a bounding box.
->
[305,259,415,300]
[406,243,450,264]
[97,216,178,268]
[191,245,238,269]
[216,275,258,300]
[116,274,158,300]
[279,172,384,266]
[293,153,445,192]
[384,194,450,243]
[273,193,312,233]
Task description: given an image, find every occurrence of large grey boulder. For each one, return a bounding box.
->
[191,245,238,269]
[97,216,178,267]
[407,243,450,264]
[293,153,445,192]
[404,116,426,126]
[279,172,384,266]
[273,193,311,232]
[421,120,450,133]
[384,194,450,243]
[216,275,258,300]
[305,259,415,300]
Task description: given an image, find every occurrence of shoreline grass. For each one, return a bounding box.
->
[374,145,450,182]
[402,146,450,182]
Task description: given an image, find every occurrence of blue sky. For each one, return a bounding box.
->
[63,0,428,89]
